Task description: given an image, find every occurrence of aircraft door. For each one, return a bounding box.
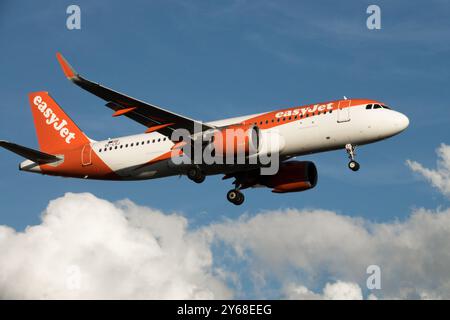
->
[81,143,92,166]
[337,100,351,123]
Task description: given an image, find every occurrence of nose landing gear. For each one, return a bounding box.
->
[345,143,360,171]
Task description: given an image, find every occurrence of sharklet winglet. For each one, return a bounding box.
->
[56,52,77,80]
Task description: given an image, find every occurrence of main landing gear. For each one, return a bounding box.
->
[345,143,360,172]
[227,189,245,206]
[187,165,205,183]
[225,177,245,205]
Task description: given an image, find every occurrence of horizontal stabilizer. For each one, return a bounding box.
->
[0,140,61,164]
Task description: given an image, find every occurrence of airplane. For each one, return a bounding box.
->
[0,53,409,205]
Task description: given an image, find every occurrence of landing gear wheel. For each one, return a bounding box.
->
[227,189,245,205]
[187,166,205,183]
[348,160,360,171]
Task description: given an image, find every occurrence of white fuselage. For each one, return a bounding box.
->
[83,100,408,180]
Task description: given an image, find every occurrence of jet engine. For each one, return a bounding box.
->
[211,124,260,157]
[230,160,318,193]
[262,161,318,193]
[264,161,318,193]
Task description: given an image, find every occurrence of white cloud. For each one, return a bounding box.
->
[284,281,363,300]
[323,281,363,300]
[407,143,450,198]
[0,193,231,299]
[207,207,450,299]
[2,194,450,299]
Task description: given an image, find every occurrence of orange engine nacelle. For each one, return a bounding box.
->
[211,124,260,157]
[264,161,318,193]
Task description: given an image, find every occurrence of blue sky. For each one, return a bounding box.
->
[0,0,449,231]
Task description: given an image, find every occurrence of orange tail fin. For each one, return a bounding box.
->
[28,91,90,154]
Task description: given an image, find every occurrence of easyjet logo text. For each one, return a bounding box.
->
[275,103,334,118]
[33,95,76,144]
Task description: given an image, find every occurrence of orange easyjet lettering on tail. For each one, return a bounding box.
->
[29,92,90,154]
[32,95,76,144]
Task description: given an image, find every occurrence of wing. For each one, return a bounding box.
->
[56,53,214,137]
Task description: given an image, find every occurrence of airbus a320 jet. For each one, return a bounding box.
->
[0,53,409,205]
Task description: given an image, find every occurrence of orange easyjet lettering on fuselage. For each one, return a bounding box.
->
[275,103,334,118]
[33,95,76,144]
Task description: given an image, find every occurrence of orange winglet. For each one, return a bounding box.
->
[145,123,175,133]
[56,52,76,79]
[112,107,136,117]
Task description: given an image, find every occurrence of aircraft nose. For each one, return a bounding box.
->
[395,112,409,132]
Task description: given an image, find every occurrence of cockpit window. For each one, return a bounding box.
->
[367,103,393,110]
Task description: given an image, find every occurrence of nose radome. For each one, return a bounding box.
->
[396,113,409,131]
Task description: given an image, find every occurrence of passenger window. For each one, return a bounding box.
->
[104,148,107,152]
[126,144,128,148]
[163,137,167,141]
[120,145,123,149]
[265,120,268,124]
[158,138,161,142]
[130,143,134,147]
[109,147,112,150]
[115,146,118,149]
[152,139,155,143]
[98,149,102,152]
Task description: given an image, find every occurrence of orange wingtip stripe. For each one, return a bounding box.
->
[145,122,175,133]
[56,52,76,79]
[112,107,136,117]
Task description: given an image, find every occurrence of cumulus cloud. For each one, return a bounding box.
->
[407,143,450,198]
[2,194,450,299]
[0,193,231,299]
[207,206,450,299]
[284,281,363,300]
